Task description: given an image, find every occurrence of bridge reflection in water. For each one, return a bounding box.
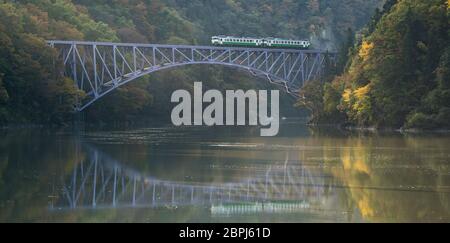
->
[52,144,338,215]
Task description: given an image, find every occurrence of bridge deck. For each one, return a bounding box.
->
[48,40,336,110]
[48,40,335,54]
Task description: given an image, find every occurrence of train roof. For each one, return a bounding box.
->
[212,36,310,41]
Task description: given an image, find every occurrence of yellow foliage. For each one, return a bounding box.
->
[343,89,352,103]
[359,41,374,61]
[341,85,372,121]
[354,84,371,100]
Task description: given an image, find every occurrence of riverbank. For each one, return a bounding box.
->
[2,119,450,136]
[306,122,450,135]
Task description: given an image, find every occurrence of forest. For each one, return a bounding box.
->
[0,0,382,125]
[298,0,450,130]
[1,0,448,130]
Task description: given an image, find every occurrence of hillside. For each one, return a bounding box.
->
[298,0,450,130]
[0,0,382,125]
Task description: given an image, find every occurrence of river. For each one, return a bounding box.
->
[0,121,449,222]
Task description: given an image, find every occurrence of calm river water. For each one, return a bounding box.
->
[0,121,449,222]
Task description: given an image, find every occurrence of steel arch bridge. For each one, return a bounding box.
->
[48,41,336,111]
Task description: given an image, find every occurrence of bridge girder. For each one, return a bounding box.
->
[48,41,336,111]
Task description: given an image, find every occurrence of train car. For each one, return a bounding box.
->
[263,38,310,49]
[211,36,310,49]
[211,36,264,47]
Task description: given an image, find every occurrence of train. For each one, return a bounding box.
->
[211,36,311,49]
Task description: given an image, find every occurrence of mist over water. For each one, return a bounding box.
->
[0,122,449,223]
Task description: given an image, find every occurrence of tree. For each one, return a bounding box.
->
[336,28,355,74]
[296,81,324,124]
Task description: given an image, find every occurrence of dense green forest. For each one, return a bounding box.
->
[298,0,450,130]
[0,0,382,125]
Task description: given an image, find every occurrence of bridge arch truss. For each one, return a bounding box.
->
[48,41,336,111]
